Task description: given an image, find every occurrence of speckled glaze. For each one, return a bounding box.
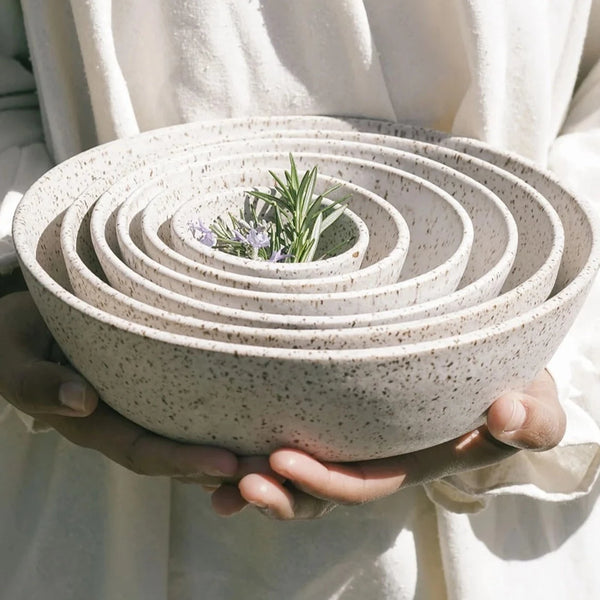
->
[85,151,473,316]
[13,116,600,461]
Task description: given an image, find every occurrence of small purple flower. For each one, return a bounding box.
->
[188,219,211,235]
[188,219,216,247]
[269,248,293,262]
[232,229,247,243]
[200,230,217,247]
[246,227,270,249]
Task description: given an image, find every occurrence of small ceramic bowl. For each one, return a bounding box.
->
[88,151,472,316]
[169,189,368,278]
[138,175,403,295]
[13,118,600,461]
[127,141,475,288]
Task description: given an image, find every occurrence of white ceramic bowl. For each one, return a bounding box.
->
[60,124,560,343]
[168,188,369,280]
[62,120,559,343]
[14,118,599,461]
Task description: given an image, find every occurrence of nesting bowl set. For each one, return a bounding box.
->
[13,116,600,461]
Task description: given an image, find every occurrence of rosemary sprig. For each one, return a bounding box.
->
[188,154,352,263]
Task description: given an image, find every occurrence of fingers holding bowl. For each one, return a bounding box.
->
[224,369,565,521]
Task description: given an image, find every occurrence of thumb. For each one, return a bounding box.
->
[486,370,566,451]
[11,358,98,417]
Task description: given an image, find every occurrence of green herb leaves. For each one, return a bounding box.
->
[190,154,351,263]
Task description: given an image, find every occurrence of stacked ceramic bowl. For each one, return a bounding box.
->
[13,116,600,461]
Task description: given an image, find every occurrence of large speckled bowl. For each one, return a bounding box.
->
[142,185,374,294]
[13,117,599,461]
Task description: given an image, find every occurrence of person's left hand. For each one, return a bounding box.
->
[210,369,565,519]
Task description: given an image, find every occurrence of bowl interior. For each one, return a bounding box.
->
[103,167,415,313]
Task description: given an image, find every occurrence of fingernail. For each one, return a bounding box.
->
[504,398,527,433]
[251,501,275,517]
[59,381,90,413]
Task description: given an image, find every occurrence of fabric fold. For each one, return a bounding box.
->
[426,46,600,512]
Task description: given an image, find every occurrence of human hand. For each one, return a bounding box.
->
[0,291,257,484]
[211,369,565,519]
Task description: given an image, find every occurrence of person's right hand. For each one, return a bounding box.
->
[0,290,264,487]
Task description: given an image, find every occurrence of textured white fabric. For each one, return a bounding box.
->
[0,53,51,274]
[2,1,600,598]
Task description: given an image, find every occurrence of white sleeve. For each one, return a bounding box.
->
[0,49,54,431]
[425,32,600,513]
[0,55,53,274]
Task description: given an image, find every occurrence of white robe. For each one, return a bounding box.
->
[2,1,600,598]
